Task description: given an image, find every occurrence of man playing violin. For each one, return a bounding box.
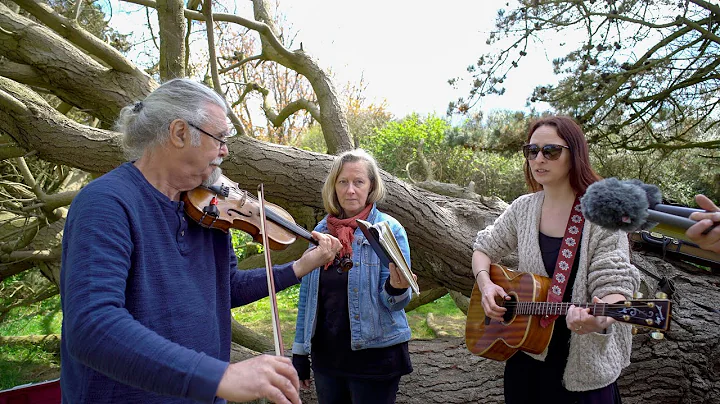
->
[59,78,342,404]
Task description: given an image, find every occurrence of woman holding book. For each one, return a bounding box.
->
[292,149,415,404]
[472,116,639,404]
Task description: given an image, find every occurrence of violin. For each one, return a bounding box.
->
[182,173,316,250]
[182,173,352,270]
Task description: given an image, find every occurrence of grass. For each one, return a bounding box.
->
[0,295,62,391]
[406,294,466,339]
[234,286,466,345]
[232,284,303,349]
[0,284,464,390]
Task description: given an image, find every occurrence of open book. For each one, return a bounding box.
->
[356,219,420,295]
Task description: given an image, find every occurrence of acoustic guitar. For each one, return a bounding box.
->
[465,264,672,361]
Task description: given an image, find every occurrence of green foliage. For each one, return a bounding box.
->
[0,297,62,337]
[593,148,720,206]
[232,284,301,349]
[0,344,60,390]
[295,124,327,153]
[446,110,536,155]
[295,94,393,153]
[231,229,263,261]
[362,113,450,181]
[361,113,527,201]
[0,274,62,390]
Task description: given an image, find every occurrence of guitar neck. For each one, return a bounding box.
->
[519,302,607,317]
[512,299,671,331]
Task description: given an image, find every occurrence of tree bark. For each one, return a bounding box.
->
[156,0,187,79]
[230,318,273,353]
[0,3,155,126]
[249,0,351,154]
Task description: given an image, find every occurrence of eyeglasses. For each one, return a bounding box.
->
[522,144,569,161]
[187,122,233,149]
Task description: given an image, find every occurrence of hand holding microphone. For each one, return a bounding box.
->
[686,195,720,254]
[580,178,719,238]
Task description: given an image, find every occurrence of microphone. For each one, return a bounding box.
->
[580,178,714,232]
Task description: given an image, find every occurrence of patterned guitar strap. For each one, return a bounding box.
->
[540,196,585,328]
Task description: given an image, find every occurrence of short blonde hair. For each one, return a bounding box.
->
[322,149,386,217]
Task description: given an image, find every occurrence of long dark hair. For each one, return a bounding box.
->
[523,116,601,195]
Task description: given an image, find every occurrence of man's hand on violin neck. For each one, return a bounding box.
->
[216,355,301,404]
[293,231,342,278]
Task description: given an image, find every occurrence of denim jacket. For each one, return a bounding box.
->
[292,204,412,355]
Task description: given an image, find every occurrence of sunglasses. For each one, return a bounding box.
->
[522,144,569,161]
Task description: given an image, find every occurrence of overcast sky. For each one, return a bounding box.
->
[108,0,563,119]
[280,0,560,118]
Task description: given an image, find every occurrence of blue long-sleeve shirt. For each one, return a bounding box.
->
[60,162,299,403]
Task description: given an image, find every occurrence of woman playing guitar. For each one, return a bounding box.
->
[472,116,640,404]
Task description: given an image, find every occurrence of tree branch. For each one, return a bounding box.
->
[156,0,187,79]
[122,0,291,59]
[120,0,352,153]
[8,249,61,261]
[201,0,245,136]
[622,139,720,152]
[0,77,126,172]
[11,0,139,74]
[219,54,263,74]
[0,286,58,316]
[688,0,720,18]
[0,261,35,282]
[0,59,45,88]
[248,83,320,127]
[22,190,79,212]
[0,87,30,115]
[578,24,696,124]
[0,2,156,124]
[16,156,47,201]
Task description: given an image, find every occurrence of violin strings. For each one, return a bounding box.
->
[222,185,311,235]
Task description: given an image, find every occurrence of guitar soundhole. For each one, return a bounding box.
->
[502,295,517,324]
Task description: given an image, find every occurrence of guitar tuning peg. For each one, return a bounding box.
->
[650,331,665,340]
[633,291,644,299]
[655,291,668,299]
[631,326,638,335]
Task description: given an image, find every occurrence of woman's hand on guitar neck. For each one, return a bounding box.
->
[566,295,620,334]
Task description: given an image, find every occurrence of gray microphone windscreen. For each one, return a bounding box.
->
[580,178,649,232]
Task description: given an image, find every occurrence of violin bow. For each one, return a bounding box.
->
[257,184,284,356]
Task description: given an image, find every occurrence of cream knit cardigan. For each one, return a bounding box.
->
[473,191,640,392]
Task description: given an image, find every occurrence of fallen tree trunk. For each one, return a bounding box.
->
[0,334,61,352]
[404,286,448,313]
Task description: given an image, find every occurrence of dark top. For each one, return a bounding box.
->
[310,262,412,379]
[504,233,621,404]
[60,162,300,404]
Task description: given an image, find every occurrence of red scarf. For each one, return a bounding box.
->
[326,203,373,262]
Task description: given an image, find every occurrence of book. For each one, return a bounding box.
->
[356,219,420,295]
